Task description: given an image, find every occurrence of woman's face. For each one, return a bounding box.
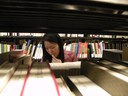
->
[44,41,60,57]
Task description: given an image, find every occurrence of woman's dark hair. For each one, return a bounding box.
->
[42,33,64,62]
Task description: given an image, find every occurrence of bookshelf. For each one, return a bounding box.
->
[0,1,128,96]
[0,32,128,60]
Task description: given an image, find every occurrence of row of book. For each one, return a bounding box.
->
[92,59,128,76]
[0,55,31,92]
[64,42,105,58]
[0,39,127,61]
[50,61,81,78]
[0,43,11,54]
[21,40,43,59]
[1,32,128,38]
[81,60,128,96]
[65,41,127,58]
[0,32,45,37]
[24,40,105,59]
[0,58,76,96]
[66,75,111,96]
[0,32,84,37]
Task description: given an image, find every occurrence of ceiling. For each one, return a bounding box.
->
[0,0,128,35]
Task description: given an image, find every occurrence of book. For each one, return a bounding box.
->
[0,64,29,96]
[56,77,75,96]
[49,61,81,70]
[49,61,81,78]
[22,61,60,96]
[0,62,19,93]
[67,75,111,96]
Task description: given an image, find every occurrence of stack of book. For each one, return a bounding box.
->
[49,61,81,78]
[0,64,29,96]
[0,61,19,93]
[23,61,59,96]
[66,75,111,96]
[56,77,75,96]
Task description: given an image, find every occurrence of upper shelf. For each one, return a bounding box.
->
[0,0,128,35]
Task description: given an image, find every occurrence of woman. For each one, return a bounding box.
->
[42,33,78,63]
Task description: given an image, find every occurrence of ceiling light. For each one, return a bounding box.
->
[64,5,78,10]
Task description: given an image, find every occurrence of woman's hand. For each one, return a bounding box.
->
[52,55,62,63]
